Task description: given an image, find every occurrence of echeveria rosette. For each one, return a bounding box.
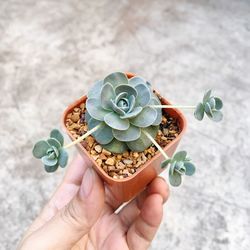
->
[32,129,68,172]
[194,90,223,122]
[161,151,195,187]
[86,72,162,153]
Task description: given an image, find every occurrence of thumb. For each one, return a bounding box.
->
[24,167,105,250]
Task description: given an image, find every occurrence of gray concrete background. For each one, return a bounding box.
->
[0,0,250,249]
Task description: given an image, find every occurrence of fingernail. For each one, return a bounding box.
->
[80,168,94,199]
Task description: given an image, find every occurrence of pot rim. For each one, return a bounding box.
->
[62,72,187,183]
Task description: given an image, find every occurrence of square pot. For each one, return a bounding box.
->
[62,73,187,203]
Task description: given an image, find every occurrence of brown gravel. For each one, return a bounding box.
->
[65,100,180,179]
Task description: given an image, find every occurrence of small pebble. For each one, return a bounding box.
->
[94,145,102,153]
[105,158,115,166]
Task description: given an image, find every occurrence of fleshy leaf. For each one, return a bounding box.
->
[150,97,162,125]
[173,151,187,162]
[204,102,213,117]
[120,107,142,119]
[101,83,115,110]
[170,161,177,176]
[42,155,58,166]
[86,98,110,121]
[169,171,182,187]
[194,103,205,121]
[214,97,223,110]
[203,89,212,103]
[110,99,126,116]
[112,125,141,142]
[32,141,50,159]
[208,97,216,109]
[50,146,59,158]
[88,118,114,144]
[115,84,137,98]
[115,92,128,104]
[50,129,64,146]
[210,110,223,122]
[130,107,157,127]
[104,72,128,88]
[126,126,158,152]
[45,163,59,173]
[85,111,91,123]
[128,76,146,87]
[88,80,103,98]
[161,159,172,169]
[103,138,128,153]
[58,148,68,168]
[104,112,129,130]
[128,95,136,113]
[47,138,61,150]
[184,162,196,176]
[134,84,151,107]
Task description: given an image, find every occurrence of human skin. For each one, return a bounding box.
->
[18,154,169,250]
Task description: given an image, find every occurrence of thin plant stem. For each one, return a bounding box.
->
[64,123,103,149]
[149,105,196,109]
[143,131,170,160]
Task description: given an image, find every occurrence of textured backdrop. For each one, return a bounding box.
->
[0,0,250,249]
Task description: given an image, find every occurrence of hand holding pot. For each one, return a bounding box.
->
[18,155,169,250]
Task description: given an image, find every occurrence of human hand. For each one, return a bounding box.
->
[19,154,169,250]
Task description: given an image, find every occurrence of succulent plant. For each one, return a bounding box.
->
[161,151,195,186]
[194,89,223,122]
[32,129,68,172]
[86,72,162,153]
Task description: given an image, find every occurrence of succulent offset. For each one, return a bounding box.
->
[32,129,68,172]
[86,72,162,153]
[161,151,195,186]
[194,89,223,122]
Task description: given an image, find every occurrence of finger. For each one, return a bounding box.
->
[127,194,164,250]
[25,155,88,236]
[22,166,105,250]
[118,177,169,228]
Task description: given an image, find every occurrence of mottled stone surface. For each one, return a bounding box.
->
[0,0,250,249]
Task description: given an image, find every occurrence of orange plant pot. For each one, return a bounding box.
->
[62,73,187,203]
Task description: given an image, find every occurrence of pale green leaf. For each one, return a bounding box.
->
[203,89,212,103]
[45,163,59,173]
[88,118,114,144]
[194,103,205,121]
[115,84,137,98]
[214,97,223,110]
[104,112,130,130]
[86,98,110,121]
[42,155,58,166]
[102,138,128,153]
[47,138,61,150]
[104,72,128,88]
[88,80,103,98]
[100,83,115,110]
[128,76,146,87]
[134,84,151,107]
[184,162,196,176]
[130,107,157,127]
[50,129,64,146]
[169,171,182,187]
[113,125,141,142]
[120,107,142,119]
[32,140,50,159]
[58,148,68,168]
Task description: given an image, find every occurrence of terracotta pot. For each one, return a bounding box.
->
[62,73,187,203]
